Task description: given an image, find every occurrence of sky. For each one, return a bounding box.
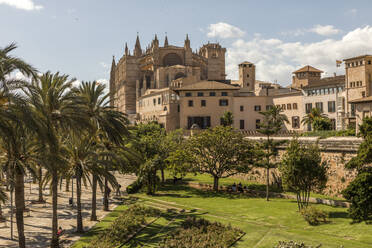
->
[1,0,372,86]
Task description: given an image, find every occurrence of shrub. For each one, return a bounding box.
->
[342,170,372,223]
[88,205,160,247]
[300,206,328,225]
[275,241,321,248]
[160,217,243,248]
[312,117,332,131]
[126,179,143,194]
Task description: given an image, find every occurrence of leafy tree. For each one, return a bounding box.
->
[343,169,372,223]
[312,117,332,131]
[301,108,328,131]
[220,111,233,127]
[280,138,327,210]
[171,126,255,191]
[132,122,166,194]
[346,117,372,173]
[342,117,372,223]
[257,105,288,201]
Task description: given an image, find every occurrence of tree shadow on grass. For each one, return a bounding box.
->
[328,211,349,219]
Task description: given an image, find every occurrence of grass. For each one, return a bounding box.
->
[73,183,372,248]
[165,171,346,201]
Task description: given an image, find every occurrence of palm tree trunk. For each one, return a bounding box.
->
[38,167,44,202]
[103,177,109,211]
[65,178,69,192]
[15,170,26,248]
[76,168,83,233]
[90,174,97,221]
[50,171,59,248]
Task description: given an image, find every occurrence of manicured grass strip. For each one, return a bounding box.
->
[72,204,130,248]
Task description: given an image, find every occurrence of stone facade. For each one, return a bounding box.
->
[239,137,361,197]
[110,36,372,134]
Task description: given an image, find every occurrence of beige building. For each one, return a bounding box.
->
[110,36,372,133]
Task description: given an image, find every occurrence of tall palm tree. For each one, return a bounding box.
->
[75,81,130,214]
[0,43,38,248]
[24,72,90,248]
[301,108,328,130]
[65,133,117,232]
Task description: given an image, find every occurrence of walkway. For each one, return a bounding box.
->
[0,173,136,248]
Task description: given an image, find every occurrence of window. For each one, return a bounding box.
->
[240,120,245,130]
[266,105,272,110]
[281,104,286,110]
[187,116,211,129]
[188,100,193,107]
[209,92,216,96]
[362,91,366,97]
[254,105,261,111]
[185,92,192,97]
[292,116,300,129]
[351,104,356,117]
[305,103,312,114]
[328,101,336,113]
[221,92,228,96]
[325,88,329,94]
[256,119,261,129]
[158,97,161,104]
[153,99,156,105]
[240,105,244,111]
[369,60,371,65]
[315,102,323,112]
[177,104,180,112]
[219,99,229,106]
[287,104,292,110]
[197,92,204,97]
[201,100,206,107]
[293,103,298,110]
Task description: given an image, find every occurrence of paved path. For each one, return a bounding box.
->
[0,173,136,248]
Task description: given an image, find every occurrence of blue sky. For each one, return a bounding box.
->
[1,0,372,86]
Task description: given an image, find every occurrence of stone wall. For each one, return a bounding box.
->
[238,136,362,197]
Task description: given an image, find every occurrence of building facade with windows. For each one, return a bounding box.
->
[110,36,372,133]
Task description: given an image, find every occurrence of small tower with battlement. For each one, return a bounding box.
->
[238,61,255,91]
[199,43,226,81]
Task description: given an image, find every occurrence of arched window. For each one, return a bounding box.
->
[163,53,183,66]
[146,75,151,88]
[175,72,186,80]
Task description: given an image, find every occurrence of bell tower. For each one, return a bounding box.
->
[238,61,255,91]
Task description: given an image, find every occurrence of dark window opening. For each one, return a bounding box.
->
[219,99,228,106]
[240,120,245,130]
[187,116,211,129]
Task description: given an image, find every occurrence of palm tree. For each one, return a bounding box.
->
[0,43,38,248]
[65,133,117,232]
[0,178,7,222]
[301,108,328,131]
[24,72,90,248]
[75,81,130,214]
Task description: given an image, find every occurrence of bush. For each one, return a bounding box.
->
[160,217,243,248]
[275,241,321,248]
[126,179,143,194]
[300,206,328,225]
[89,205,160,247]
[342,170,372,223]
[312,117,332,131]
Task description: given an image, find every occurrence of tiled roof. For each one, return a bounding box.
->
[293,65,323,73]
[343,55,372,61]
[177,81,240,91]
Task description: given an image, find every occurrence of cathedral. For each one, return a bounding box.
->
[109,34,226,115]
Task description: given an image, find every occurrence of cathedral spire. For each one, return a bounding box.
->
[184,33,190,48]
[153,34,159,48]
[164,33,168,47]
[134,33,142,56]
[109,55,116,105]
[125,42,129,56]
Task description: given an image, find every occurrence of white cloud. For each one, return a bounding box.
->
[207,22,245,39]
[0,0,43,11]
[347,8,357,16]
[310,25,341,36]
[225,26,372,85]
[100,62,109,69]
[96,78,109,87]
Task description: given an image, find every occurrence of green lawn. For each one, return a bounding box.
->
[165,171,346,201]
[73,183,372,248]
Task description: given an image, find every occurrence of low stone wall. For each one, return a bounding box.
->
[241,136,362,197]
